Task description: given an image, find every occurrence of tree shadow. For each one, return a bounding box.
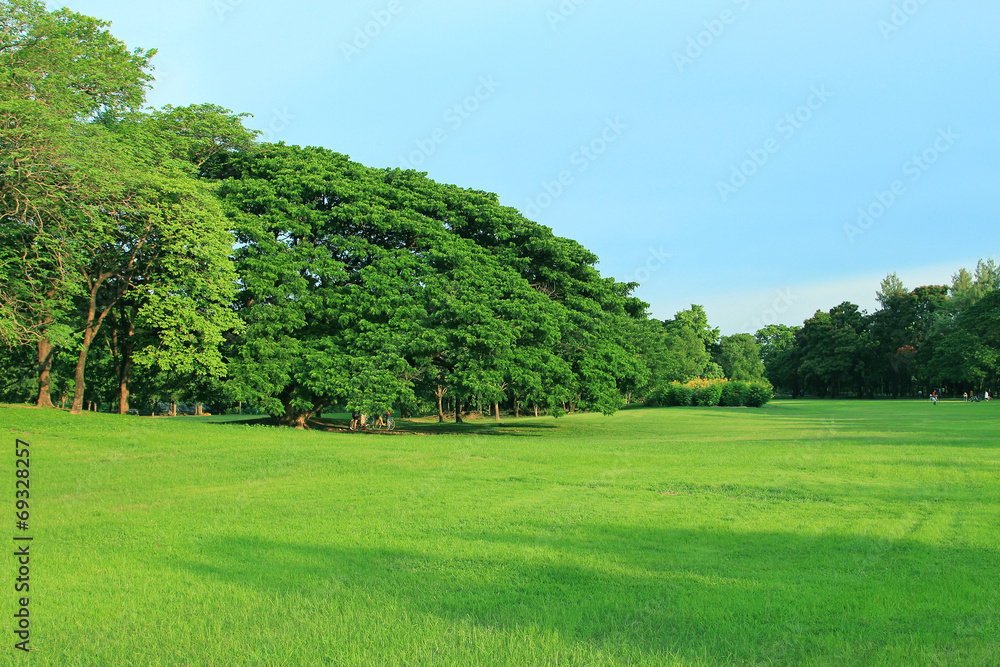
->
[201,414,557,436]
[173,523,999,663]
[202,415,278,427]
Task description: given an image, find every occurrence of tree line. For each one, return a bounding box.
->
[755,263,1000,398]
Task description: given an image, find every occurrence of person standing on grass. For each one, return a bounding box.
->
[350,410,360,431]
[931,391,938,406]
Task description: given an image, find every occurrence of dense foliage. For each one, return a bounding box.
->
[758,265,1000,398]
[646,378,773,408]
[206,144,650,425]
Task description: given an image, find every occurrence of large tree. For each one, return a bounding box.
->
[797,302,873,397]
[869,280,949,396]
[754,323,800,395]
[213,145,432,427]
[716,333,765,382]
[56,119,244,414]
[211,144,645,426]
[0,0,155,407]
[2,3,245,414]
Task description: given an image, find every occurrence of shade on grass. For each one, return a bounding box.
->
[3,400,998,665]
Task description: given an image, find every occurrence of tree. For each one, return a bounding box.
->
[957,289,1000,390]
[212,144,644,425]
[717,333,765,381]
[56,121,243,414]
[673,304,720,353]
[1,0,155,407]
[876,272,907,309]
[655,305,719,382]
[213,145,433,427]
[869,283,949,396]
[754,323,800,394]
[950,259,999,314]
[926,289,1000,393]
[797,302,873,397]
[95,106,255,413]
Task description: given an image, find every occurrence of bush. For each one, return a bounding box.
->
[690,379,724,407]
[719,381,747,407]
[744,381,773,408]
[645,386,671,407]
[645,378,772,408]
[669,382,695,407]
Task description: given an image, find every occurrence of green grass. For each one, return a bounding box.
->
[3,400,999,665]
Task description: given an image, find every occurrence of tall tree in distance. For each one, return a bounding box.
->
[797,302,873,397]
[876,272,907,308]
[716,333,765,382]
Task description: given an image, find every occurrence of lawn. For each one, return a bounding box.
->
[3,400,999,665]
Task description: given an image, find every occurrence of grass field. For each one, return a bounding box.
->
[3,399,999,666]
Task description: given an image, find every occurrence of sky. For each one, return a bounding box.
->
[58,0,1000,334]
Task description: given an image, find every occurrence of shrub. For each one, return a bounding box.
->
[720,381,747,407]
[669,382,695,407]
[645,386,670,407]
[744,381,773,408]
[646,378,771,408]
[691,379,724,406]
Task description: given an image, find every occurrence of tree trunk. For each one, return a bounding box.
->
[276,399,322,429]
[111,313,135,415]
[494,402,500,421]
[69,326,97,414]
[70,278,115,415]
[119,334,134,415]
[534,404,539,418]
[455,399,463,423]
[118,363,131,415]
[436,385,446,423]
[35,336,56,408]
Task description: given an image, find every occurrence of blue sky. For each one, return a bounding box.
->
[61,0,999,333]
